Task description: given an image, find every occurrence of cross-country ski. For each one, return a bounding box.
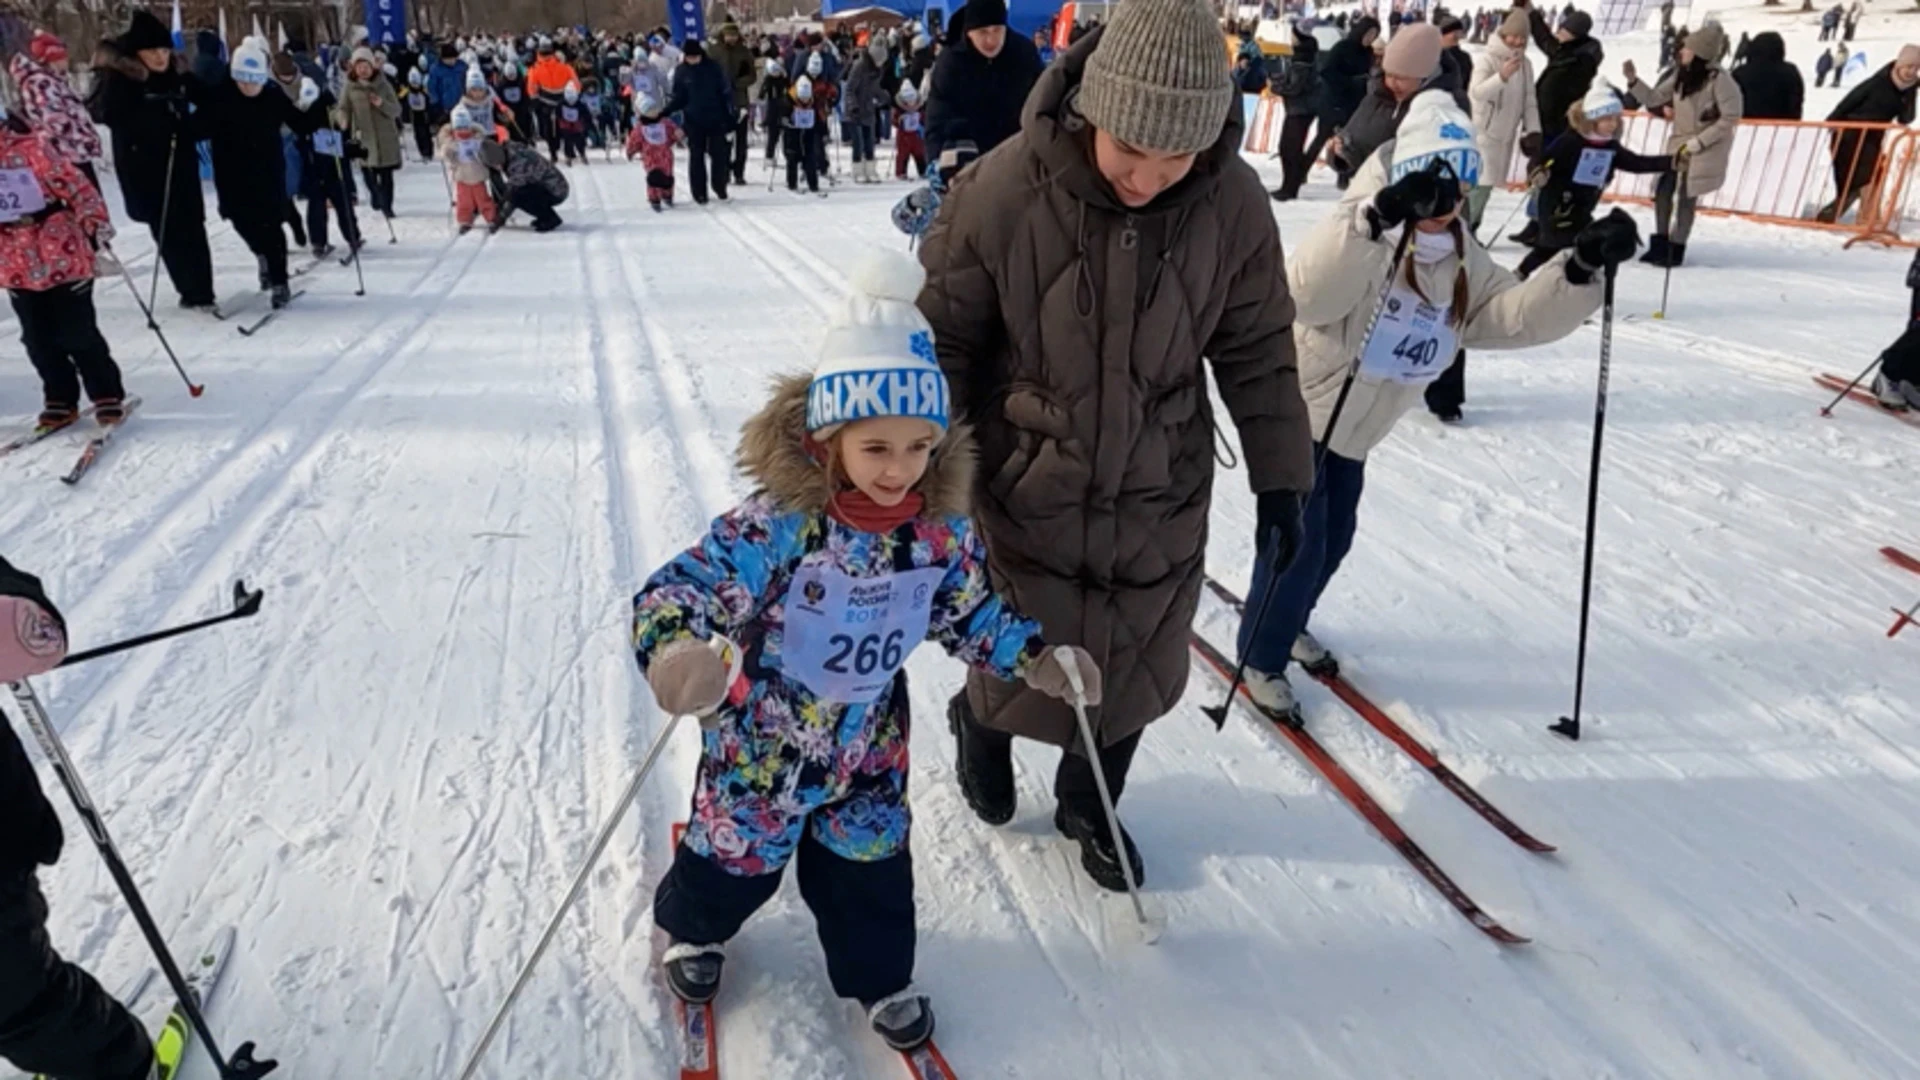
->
[4,6,1920,1079]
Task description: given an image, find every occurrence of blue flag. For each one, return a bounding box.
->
[366,0,406,47]
[672,0,705,45]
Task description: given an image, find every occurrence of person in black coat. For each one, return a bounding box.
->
[1270,26,1325,200]
[203,38,323,306]
[665,39,735,203]
[1333,25,1463,182]
[1820,50,1920,221]
[1732,31,1804,120]
[0,559,156,1080]
[924,0,1043,166]
[1528,5,1603,144]
[89,11,217,310]
[1437,14,1474,110]
[269,52,360,256]
[1317,15,1378,142]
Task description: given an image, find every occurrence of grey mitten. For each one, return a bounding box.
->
[1021,645,1103,705]
[648,638,732,727]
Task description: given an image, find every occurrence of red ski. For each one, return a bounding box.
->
[1883,547,1920,576]
[899,1041,960,1079]
[1190,633,1528,945]
[665,822,720,1080]
[1815,374,1920,427]
[1201,577,1554,853]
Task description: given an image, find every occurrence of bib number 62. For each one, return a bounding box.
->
[824,629,906,676]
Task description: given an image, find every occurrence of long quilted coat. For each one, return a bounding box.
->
[915,28,1314,750]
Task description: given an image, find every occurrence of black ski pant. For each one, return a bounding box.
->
[411,109,435,161]
[0,871,152,1080]
[535,102,562,159]
[307,158,361,250]
[508,186,563,231]
[686,130,730,202]
[11,282,124,408]
[730,109,751,182]
[654,828,913,1005]
[146,212,215,308]
[954,691,1145,814]
[560,131,587,162]
[232,214,290,288]
[1277,112,1324,197]
[1425,350,1466,415]
[281,198,307,248]
[361,165,396,217]
[1882,323,1920,383]
[784,126,821,191]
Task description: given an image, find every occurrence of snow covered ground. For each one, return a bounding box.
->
[4,116,1919,1078]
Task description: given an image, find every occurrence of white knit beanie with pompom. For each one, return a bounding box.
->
[806,248,948,438]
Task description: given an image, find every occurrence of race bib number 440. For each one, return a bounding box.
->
[1359,281,1457,386]
[783,565,947,704]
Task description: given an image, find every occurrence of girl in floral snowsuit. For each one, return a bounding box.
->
[632,250,1100,1053]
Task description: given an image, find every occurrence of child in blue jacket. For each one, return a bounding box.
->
[632,249,1099,1052]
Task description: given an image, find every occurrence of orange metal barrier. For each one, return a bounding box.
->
[1501,113,1920,248]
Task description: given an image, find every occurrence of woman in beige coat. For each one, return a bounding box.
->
[1467,9,1540,229]
[338,46,404,223]
[1233,94,1638,723]
[1626,21,1744,266]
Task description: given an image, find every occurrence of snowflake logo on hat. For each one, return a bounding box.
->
[909,330,936,366]
[1440,122,1473,142]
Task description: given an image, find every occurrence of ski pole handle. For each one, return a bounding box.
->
[1057,645,1087,702]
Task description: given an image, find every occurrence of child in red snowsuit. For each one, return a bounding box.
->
[892,84,926,180]
[0,110,126,427]
[625,96,683,211]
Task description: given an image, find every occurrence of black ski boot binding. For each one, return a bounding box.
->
[662,942,725,1004]
[867,990,935,1052]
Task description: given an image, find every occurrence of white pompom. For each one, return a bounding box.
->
[847,246,926,304]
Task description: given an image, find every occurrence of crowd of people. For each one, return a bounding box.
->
[1,0,1915,1076]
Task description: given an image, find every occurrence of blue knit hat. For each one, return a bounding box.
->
[806,249,949,437]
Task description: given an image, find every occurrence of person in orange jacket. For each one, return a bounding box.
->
[525,40,577,159]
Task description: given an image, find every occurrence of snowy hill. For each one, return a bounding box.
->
[4,63,1920,1080]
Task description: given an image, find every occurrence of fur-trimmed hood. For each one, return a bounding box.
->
[736,372,975,519]
[91,37,187,83]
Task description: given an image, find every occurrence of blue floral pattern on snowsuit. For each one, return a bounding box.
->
[634,495,1044,877]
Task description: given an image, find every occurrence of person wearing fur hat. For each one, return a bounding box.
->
[337,47,404,221]
[1515,84,1670,279]
[1465,9,1541,229]
[90,9,218,311]
[440,104,501,231]
[635,247,1096,1051]
[1331,24,1464,187]
[9,32,103,188]
[625,94,683,210]
[201,37,321,309]
[1625,21,1742,267]
[1234,94,1638,723]
[920,0,1315,892]
[665,39,736,203]
[892,83,927,178]
[924,0,1044,165]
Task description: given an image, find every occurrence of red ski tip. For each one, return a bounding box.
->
[1890,607,1916,639]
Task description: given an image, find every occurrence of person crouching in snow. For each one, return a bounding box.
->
[556,83,589,164]
[892,83,927,179]
[1516,85,1671,280]
[625,95,682,210]
[0,100,127,428]
[1233,96,1640,724]
[202,37,320,309]
[633,248,1100,1051]
[440,105,500,233]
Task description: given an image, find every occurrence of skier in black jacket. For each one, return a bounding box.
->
[201,38,324,308]
[665,39,735,203]
[924,0,1043,167]
[90,11,217,311]
[1528,4,1603,144]
[0,559,156,1080]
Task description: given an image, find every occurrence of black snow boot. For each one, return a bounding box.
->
[271,284,293,309]
[1640,234,1671,265]
[256,255,271,290]
[867,991,935,1052]
[949,692,1015,826]
[1509,220,1540,246]
[662,942,725,1004]
[1054,800,1144,894]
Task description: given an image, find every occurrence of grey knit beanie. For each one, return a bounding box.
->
[1077,0,1233,156]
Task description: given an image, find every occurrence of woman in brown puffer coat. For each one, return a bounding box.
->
[916,0,1314,893]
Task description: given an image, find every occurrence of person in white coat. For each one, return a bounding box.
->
[1467,9,1541,230]
[1231,95,1641,722]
